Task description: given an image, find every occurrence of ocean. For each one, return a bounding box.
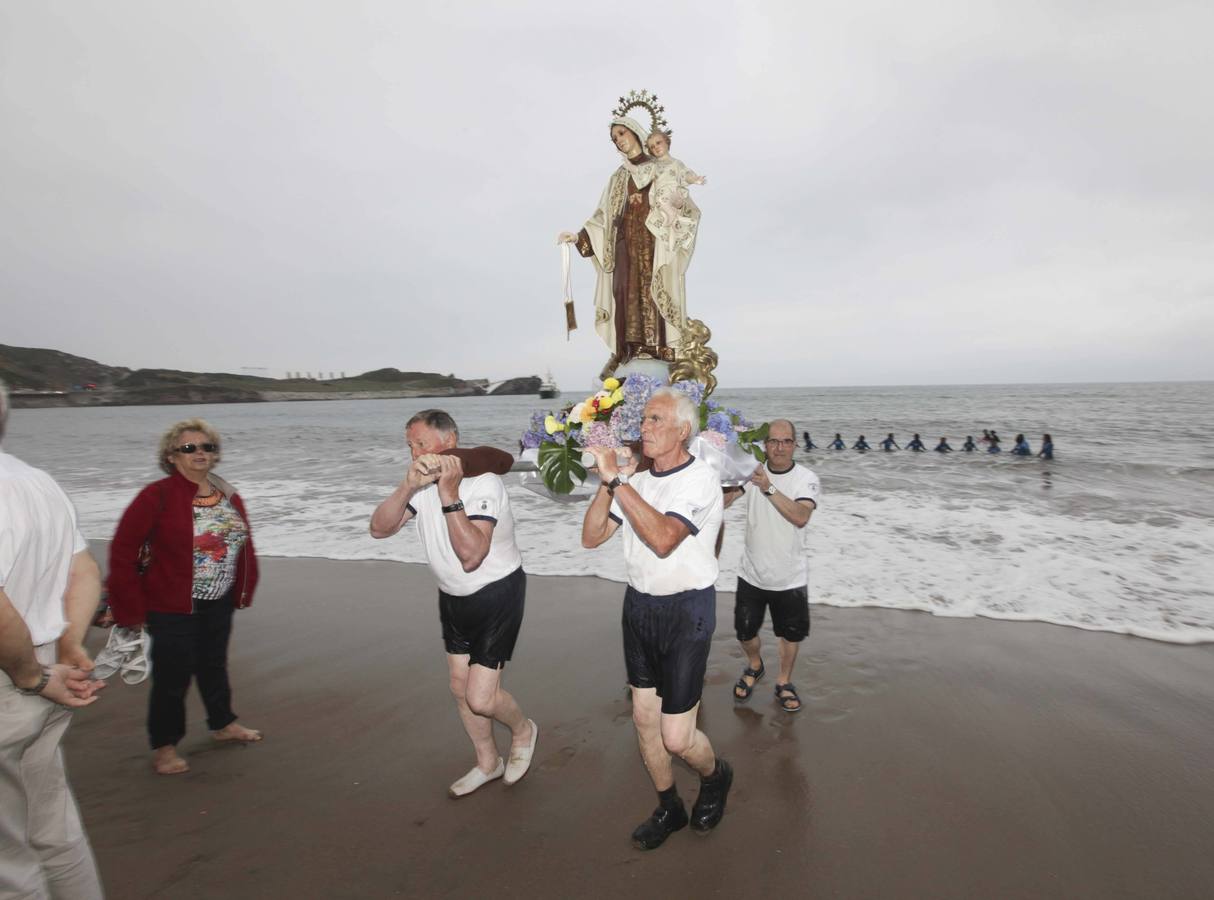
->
[7,382,1213,644]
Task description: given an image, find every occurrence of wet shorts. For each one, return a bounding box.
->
[734,577,810,643]
[622,585,716,715]
[439,566,526,669]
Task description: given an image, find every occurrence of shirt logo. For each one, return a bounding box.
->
[480,500,489,511]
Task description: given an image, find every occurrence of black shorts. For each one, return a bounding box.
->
[734,577,810,643]
[622,585,715,715]
[439,567,526,669]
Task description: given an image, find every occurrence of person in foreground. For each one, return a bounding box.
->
[0,380,106,899]
[370,410,537,798]
[723,419,820,713]
[108,419,262,776]
[581,387,732,850]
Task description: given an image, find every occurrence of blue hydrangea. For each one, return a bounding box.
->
[705,411,737,442]
[670,380,704,408]
[521,410,548,449]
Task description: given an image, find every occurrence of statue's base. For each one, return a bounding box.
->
[598,357,671,391]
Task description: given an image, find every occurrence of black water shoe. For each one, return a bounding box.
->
[690,759,733,833]
[631,802,688,850]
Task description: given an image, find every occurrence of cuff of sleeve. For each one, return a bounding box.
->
[608,511,623,525]
[467,515,497,524]
[406,503,416,515]
[665,511,699,535]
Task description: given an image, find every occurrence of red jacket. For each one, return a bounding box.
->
[107,470,259,626]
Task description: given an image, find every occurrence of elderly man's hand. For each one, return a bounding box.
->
[435,454,464,500]
[406,456,442,491]
[39,664,107,708]
[749,464,771,493]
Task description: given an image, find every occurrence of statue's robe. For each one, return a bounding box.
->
[577,153,682,372]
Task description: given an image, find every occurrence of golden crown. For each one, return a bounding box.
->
[611,89,671,137]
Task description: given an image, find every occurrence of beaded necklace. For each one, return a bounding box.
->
[192,489,224,508]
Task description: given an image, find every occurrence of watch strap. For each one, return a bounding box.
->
[441,500,465,514]
[17,666,52,696]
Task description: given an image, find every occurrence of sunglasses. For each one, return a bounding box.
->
[175,443,218,454]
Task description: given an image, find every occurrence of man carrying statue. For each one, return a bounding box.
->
[558,90,706,382]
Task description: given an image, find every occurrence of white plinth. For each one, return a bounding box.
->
[605,358,671,388]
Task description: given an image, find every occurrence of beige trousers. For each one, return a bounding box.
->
[0,644,103,900]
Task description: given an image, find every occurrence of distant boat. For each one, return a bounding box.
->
[539,370,559,399]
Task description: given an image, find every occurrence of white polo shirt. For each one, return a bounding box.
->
[0,451,88,645]
[406,473,522,596]
[737,462,821,591]
[609,455,723,596]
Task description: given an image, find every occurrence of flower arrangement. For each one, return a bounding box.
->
[522,375,769,494]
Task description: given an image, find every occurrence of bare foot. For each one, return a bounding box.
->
[213,722,262,743]
[153,746,189,775]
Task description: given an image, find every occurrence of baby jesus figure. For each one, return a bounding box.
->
[621,131,706,253]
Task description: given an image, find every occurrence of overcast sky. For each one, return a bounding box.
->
[2,0,1211,389]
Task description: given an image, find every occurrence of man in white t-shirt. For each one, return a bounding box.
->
[0,379,107,899]
[724,418,820,713]
[370,409,537,798]
[582,387,732,851]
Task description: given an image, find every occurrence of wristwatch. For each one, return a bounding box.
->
[764,484,778,497]
[17,666,52,696]
[441,500,465,514]
[607,472,630,495]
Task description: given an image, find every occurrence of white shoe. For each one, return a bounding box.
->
[449,757,504,798]
[504,719,538,785]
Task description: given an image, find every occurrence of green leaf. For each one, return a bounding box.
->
[538,440,587,495]
[738,421,770,464]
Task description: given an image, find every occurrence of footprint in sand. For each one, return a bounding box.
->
[538,745,578,772]
[813,707,852,723]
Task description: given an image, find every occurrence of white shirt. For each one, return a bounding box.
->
[737,462,821,591]
[0,451,87,645]
[407,473,522,596]
[610,455,723,596]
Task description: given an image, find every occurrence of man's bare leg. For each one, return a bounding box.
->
[777,637,799,686]
[464,661,532,752]
[628,686,689,850]
[631,686,674,790]
[775,638,802,711]
[736,635,764,697]
[448,656,532,768]
[447,654,499,772]
[659,703,716,778]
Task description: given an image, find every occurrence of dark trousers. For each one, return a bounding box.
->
[146,593,238,749]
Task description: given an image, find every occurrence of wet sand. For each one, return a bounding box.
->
[68,552,1214,899]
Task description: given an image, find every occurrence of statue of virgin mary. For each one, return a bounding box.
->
[559,92,698,380]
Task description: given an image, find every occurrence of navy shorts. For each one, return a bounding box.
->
[622,585,716,714]
[439,567,526,669]
[734,577,810,643]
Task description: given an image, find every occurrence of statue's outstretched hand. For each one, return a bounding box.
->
[557,231,577,244]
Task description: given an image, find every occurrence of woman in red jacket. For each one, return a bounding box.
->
[108,418,262,775]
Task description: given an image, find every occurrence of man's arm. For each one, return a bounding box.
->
[614,483,693,558]
[581,481,621,548]
[589,448,691,559]
[435,456,493,572]
[722,486,745,509]
[749,467,815,528]
[57,550,101,671]
[0,586,101,706]
[0,586,43,690]
[369,459,435,539]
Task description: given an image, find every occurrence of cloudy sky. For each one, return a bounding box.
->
[2,0,1211,388]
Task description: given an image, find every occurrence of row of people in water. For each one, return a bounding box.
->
[802,431,1054,458]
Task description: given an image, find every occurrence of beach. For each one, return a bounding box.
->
[67,549,1214,899]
